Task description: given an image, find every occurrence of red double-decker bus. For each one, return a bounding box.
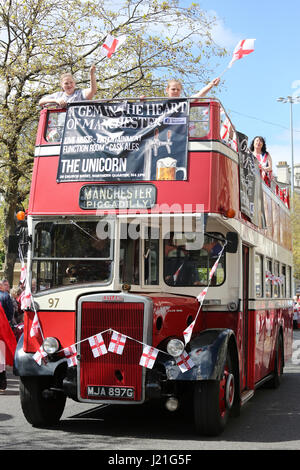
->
[13,97,293,436]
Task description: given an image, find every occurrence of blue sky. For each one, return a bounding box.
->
[181,0,300,174]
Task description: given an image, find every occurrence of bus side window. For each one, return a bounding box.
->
[189,105,210,138]
[119,224,140,285]
[274,261,280,298]
[255,254,263,298]
[45,111,66,142]
[281,265,286,297]
[144,226,159,285]
[220,108,238,152]
[265,258,273,298]
[287,266,292,298]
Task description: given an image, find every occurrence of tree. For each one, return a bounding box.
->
[0,0,225,284]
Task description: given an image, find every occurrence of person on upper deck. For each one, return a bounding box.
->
[166,77,220,101]
[39,64,97,108]
[140,77,220,101]
[250,136,273,186]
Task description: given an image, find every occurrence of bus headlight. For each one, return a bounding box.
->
[43,337,60,355]
[167,339,185,357]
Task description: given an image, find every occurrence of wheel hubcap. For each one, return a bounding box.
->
[220,369,235,416]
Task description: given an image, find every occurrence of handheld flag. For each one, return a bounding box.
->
[228,39,255,68]
[100,34,126,58]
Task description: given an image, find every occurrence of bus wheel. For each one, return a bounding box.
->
[193,356,235,436]
[19,376,66,427]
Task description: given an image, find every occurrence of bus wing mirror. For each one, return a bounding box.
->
[226,232,238,253]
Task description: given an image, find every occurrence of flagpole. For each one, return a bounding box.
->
[218,64,231,78]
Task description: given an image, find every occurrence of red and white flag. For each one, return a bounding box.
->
[108,331,127,355]
[100,34,126,58]
[139,345,159,369]
[20,284,32,310]
[183,320,196,345]
[30,312,43,340]
[63,344,77,367]
[20,261,27,284]
[197,286,208,303]
[67,354,77,367]
[63,344,77,357]
[183,244,226,345]
[228,39,255,68]
[173,263,183,283]
[175,351,195,373]
[33,346,47,366]
[209,258,220,280]
[88,333,107,358]
[221,117,231,140]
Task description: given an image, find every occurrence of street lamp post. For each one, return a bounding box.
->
[277,95,300,195]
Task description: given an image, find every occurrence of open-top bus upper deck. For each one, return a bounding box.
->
[31,98,291,252]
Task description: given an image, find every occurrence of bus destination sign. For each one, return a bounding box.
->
[79,183,157,210]
[57,99,189,183]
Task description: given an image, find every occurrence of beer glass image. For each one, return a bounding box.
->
[156,157,186,180]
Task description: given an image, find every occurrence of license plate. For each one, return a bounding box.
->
[87,385,135,399]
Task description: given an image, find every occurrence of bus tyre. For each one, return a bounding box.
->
[193,355,235,436]
[269,334,284,389]
[19,376,66,427]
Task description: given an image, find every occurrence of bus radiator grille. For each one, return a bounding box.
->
[78,301,144,402]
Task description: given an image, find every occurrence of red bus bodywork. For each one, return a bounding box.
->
[14,99,293,435]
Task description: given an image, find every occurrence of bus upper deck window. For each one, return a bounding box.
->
[220,108,238,152]
[189,105,209,138]
[45,111,66,142]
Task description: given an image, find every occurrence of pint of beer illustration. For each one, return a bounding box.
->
[156,157,186,180]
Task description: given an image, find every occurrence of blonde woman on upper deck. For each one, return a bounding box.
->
[39,64,97,108]
[166,77,220,101]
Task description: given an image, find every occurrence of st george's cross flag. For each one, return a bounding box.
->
[183,320,195,345]
[30,312,43,341]
[33,346,47,366]
[139,345,159,369]
[20,284,32,310]
[228,39,255,68]
[108,331,127,355]
[20,261,27,284]
[88,333,108,358]
[175,351,195,373]
[100,34,126,58]
[63,344,78,367]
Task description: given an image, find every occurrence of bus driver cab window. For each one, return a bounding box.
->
[164,232,225,287]
[164,232,201,286]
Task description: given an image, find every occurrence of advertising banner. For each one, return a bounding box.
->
[57,100,189,183]
[237,131,266,228]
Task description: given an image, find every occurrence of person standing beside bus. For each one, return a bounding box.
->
[250,136,273,186]
[0,280,14,325]
[0,281,17,392]
[39,64,97,108]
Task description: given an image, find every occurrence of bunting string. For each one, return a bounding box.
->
[20,240,226,373]
[183,241,226,344]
